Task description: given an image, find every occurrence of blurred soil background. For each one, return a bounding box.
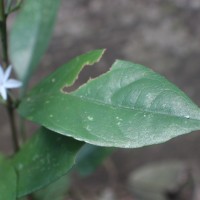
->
[1,0,200,199]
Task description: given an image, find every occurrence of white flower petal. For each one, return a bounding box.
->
[0,86,7,100]
[4,79,22,89]
[3,65,12,82]
[0,65,4,81]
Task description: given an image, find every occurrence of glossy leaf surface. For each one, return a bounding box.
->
[0,156,16,200]
[9,0,60,85]
[12,127,83,197]
[19,50,200,148]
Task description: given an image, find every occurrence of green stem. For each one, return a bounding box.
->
[0,0,20,152]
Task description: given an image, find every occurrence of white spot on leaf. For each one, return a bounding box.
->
[87,116,94,121]
[86,125,91,131]
[116,116,122,121]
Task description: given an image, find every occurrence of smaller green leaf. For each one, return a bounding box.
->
[0,156,16,200]
[12,127,83,197]
[33,175,70,200]
[76,144,114,176]
[10,0,61,86]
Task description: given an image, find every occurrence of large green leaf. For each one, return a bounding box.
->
[12,127,83,197]
[0,156,16,200]
[19,50,200,148]
[9,0,60,85]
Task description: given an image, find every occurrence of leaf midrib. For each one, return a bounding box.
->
[23,91,200,122]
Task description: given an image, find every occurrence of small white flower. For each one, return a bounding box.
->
[0,65,22,100]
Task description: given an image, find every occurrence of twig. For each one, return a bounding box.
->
[0,0,20,152]
[0,0,9,67]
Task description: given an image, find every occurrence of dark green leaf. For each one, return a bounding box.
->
[76,144,113,176]
[0,156,16,200]
[33,175,70,200]
[9,0,60,85]
[19,50,200,148]
[12,127,83,197]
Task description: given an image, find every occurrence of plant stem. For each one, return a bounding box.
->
[0,0,20,152]
[7,97,19,151]
[0,0,8,67]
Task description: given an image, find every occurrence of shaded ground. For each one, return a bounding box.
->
[1,0,200,199]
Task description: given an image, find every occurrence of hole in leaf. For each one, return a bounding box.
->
[62,59,108,93]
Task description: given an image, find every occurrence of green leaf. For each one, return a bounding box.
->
[0,156,16,200]
[12,127,83,197]
[76,144,113,176]
[33,175,70,200]
[9,0,60,85]
[18,50,200,148]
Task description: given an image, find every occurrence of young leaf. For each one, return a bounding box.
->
[18,50,200,148]
[0,156,16,200]
[9,0,60,86]
[11,127,83,197]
